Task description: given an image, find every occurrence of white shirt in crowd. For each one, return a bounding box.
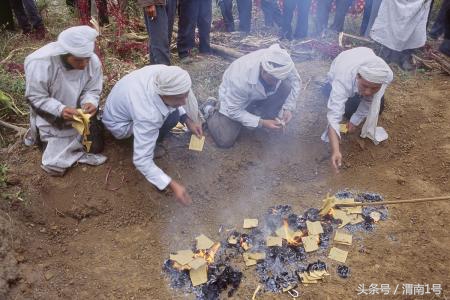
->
[102,66,189,190]
[370,0,432,51]
[218,49,302,128]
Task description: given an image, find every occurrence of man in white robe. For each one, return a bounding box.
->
[102,65,203,206]
[370,0,432,70]
[321,47,393,172]
[24,26,107,176]
[202,44,302,148]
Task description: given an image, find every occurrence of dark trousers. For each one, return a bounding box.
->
[330,0,353,32]
[158,109,180,141]
[261,0,282,27]
[281,0,311,39]
[314,0,332,35]
[207,80,291,148]
[177,0,212,58]
[322,83,385,120]
[9,0,43,32]
[218,0,252,32]
[360,0,372,35]
[0,0,15,30]
[144,0,177,65]
[430,0,450,38]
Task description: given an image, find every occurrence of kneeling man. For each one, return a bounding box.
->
[321,47,393,172]
[102,65,203,205]
[203,44,302,148]
[24,26,107,175]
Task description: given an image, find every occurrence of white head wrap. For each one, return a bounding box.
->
[261,44,295,80]
[357,58,393,84]
[25,26,98,68]
[153,66,192,95]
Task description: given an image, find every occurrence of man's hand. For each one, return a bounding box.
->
[82,103,97,115]
[347,121,357,133]
[330,150,342,173]
[169,180,192,206]
[61,107,80,120]
[146,5,157,19]
[260,119,282,130]
[185,117,203,138]
[281,110,293,124]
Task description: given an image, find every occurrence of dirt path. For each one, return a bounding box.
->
[1,56,449,299]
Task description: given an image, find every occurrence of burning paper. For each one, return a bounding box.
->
[370,211,381,222]
[334,230,353,246]
[298,270,329,284]
[243,253,257,266]
[306,221,324,235]
[275,226,294,240]
[342,206,362,214]
[243,218,259,229]
[266,236,283,247]
[195,234,215,250]
[301,235,320,252]
[350,215,364,224]
[328,247,348,263]
[189,135,205,151]
[247,252,266,261]
[228,235,238,245]
[332,209,353,228]
[170,250,194,266]
[190,263,208,286]
[319,195,336,216]
[188,257,207,269]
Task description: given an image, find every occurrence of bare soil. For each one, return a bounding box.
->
[1,55,449,300]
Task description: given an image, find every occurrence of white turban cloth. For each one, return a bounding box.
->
[153,66,192,95]
[261,44,295,80]
[357,58,392,84]
[25,26,98,69]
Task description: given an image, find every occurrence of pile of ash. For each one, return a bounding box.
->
[163,191,387,299]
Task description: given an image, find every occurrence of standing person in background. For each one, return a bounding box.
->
[9,0,46,38]
[370,0,433,70]
[138,0,177,65]
[217,0,252,33]
[261,0,282,28]
[0,0,15,31]
[437,0,450,56]
[281,0,312,40]
[177,0,212,63]
[314,0,353,35]
[314,0,332,35]
[361,0,382,37]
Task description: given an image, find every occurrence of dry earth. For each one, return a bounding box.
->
[1,52,449,299]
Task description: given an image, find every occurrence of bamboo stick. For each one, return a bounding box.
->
[335,196,450,207]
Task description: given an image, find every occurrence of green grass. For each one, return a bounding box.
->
[0,163,7,188]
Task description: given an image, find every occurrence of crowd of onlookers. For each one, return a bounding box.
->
[0,0,449,63]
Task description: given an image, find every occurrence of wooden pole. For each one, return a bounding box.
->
[335,196,450,207]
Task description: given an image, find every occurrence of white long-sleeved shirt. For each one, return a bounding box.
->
[102,65,189,190]
[25,54,102,137]
[218,49,302,128]
[321,47,393,142]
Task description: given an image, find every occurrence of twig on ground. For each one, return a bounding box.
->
[0,120,27,137]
